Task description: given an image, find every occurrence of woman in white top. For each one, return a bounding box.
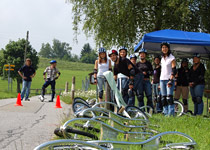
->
[160,42,176,116]
[94,48,112,103]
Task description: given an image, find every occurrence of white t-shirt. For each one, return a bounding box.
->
[160,54,175,80]
[97,59,110,77]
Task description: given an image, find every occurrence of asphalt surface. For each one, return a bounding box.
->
[0,95,71,150]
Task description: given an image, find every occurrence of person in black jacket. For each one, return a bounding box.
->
[18,58,36,101]
[152,56,162,113]
[189,53,206,115]
[174,58,189,112]
[136,48,154,110]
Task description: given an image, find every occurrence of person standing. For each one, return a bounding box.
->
[159,42,176,116]
[39,60,61,102]
[152,56,162,113]
[18,58,36,101]
[93,48,112,103]
[189,53,206,115]
[109,47,142,105]
[136,48,154,110]
[174,58,190,113]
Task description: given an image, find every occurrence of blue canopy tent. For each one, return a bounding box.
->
[134,29,210,59]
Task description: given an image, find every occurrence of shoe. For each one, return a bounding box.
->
[48,100,53,102]
[39,95,44,102]
[25,99,30,101]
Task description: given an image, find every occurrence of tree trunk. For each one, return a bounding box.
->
[17,79,21,93]
[154,0,163,31]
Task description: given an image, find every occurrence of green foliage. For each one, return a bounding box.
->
[69,0,201,50]
[0,39,39,80]
[80,43,97,64]
[80,43,92,58]
[39,39,79,62]
[0,39,39,92]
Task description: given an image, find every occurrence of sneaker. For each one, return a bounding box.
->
[48,100,53,102]
[39,95,44,102]
[25,99,30,101]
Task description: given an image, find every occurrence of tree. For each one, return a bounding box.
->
[69,0,201,50]
[80,43,97,64]
[39,39,72,59]
[39,43,53,58]
[80,43,92,58]
[80,51,97,64]
[0,39,39,92]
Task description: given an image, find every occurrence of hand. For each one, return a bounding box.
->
[44,78,46,81]
[143,72,147,75]
[167,80,172,88]
[94,79,97,84]
[23,76,27,80]
[30,75,34,78]
[54,76,59,80]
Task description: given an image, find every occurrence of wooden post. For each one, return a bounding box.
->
[71,76,75,101]
[65,81,69,93]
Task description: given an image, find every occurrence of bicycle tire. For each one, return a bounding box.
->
[66,127,98,140]
[125,106,148,120]
[72,102,90,114]
[54,127,63,137]
[74,123,100,133]
[73,97,89,106]
[174,100,184,117]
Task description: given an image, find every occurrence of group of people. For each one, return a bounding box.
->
[18,59,60,102]
[94,42,206,116]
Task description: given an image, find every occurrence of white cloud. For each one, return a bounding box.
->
[0,0,95,55]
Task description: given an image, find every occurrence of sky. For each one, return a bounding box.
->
[0,0,95,55]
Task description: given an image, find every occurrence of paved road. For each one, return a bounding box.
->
[0,95,71,150]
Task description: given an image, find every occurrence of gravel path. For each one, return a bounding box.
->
[0,95,71,150]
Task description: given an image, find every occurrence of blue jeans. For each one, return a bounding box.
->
[138,79,153,110]
[190,84,205,115]
[21,80,32,100]
[42,79,56,101]
[128,73,144,106]
[117,78,129,104]
[152,83,162,112]
[160,80,175,116]
[97,76,106,99]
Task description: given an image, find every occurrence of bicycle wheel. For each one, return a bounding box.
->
[125,106,148,120]
[73,97,89,106]
[65,127,98,140]
[54,127,63,137]
[174,100,184,117]
[72,102,90,114]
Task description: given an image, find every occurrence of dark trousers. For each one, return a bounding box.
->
[42,79,56,101]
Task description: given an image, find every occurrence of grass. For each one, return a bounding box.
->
[0,57,94,99]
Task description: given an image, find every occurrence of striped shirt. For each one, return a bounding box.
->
[44,66,60,81]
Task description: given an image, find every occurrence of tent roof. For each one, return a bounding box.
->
[134,29,210,58]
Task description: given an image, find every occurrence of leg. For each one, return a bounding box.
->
[128,89,135,106]
[174,86,181,101]
[21,80,27,100]
[166,80,175,116]
[135,73,144,108]
[144,80,153,111]
[97,77,104,104]
[50,80,56,101]
[42,80,51,97]
[190,87,197,115]
[25,81,32,100]
[194,85,205,115]
[182,86,189,113]
[121,78,129,104]
[160,80,168,115]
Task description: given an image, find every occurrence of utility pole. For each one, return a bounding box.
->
[24,31,29,64]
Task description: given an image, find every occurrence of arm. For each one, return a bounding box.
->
[18,71,26,79]
[109,60,112,71]
[170,59,176,80]
[94,60,98,83]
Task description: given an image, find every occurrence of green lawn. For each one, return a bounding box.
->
[0,57,94,99]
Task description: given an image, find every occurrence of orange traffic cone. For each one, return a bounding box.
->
[55,95,62,108]
[15,93,23,106]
